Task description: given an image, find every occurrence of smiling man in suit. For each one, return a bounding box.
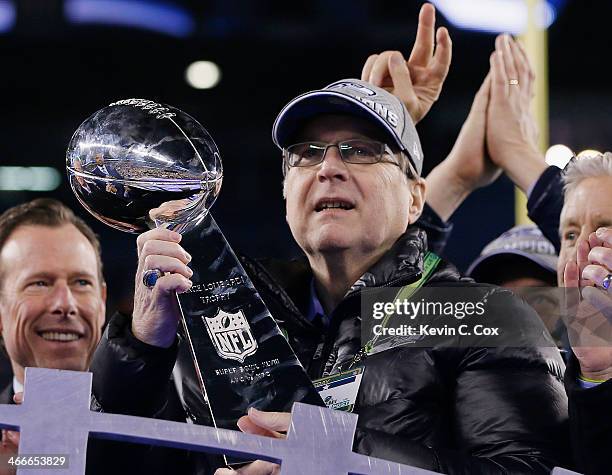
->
[0,198,106,458]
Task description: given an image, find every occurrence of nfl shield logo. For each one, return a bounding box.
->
[203,308,258,363]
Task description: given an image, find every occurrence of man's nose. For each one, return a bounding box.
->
[316,145,349,182]
[48,282,78,316]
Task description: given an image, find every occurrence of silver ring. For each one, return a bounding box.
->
[508,79,519,86]
[142,269,163,289]
[601,274,612,291]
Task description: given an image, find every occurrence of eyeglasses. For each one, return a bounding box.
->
[284,139,402,169]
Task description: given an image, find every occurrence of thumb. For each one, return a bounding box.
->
[470,73,491,115]
[5,430,19,447]
[247,408,291,432]
[12,392,23,405]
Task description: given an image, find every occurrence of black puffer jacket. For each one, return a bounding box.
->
[91,227,569,474]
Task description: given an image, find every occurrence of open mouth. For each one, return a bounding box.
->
[37,331,83,342]
[315,199,355,212]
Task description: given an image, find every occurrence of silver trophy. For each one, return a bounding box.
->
[66,99,222,233]
[65,99,323,454]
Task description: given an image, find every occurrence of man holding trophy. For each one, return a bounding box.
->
[63,5,569,474]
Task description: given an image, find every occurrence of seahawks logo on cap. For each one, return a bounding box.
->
[332,82,377,96]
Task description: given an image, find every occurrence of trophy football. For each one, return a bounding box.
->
[65,99,323,438]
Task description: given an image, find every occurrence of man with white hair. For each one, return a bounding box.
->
[555,153,612,475]
[92,39,570,475]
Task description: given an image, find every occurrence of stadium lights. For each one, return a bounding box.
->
[0,167,62,191]
[545,144,573,169]
[185,61,221,89]
[64,0,195,38]
[0,0,15,33]
[430,0,557,35]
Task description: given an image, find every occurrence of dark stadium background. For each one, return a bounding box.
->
[0,0,608,317]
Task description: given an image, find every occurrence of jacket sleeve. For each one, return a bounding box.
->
[416,202,454,256]
[527,166,564,253]
[90,312,179,417]
[354,291,570,474]
[564,353,612,475]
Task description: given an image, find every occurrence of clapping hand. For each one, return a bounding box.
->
[564,228,612,382]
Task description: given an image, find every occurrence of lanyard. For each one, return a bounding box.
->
[348,251,441,369]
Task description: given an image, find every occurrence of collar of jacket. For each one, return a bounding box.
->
[344,226,427,299]
[241,226,430,319]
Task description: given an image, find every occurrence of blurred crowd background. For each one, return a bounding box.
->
[0,0,608,317]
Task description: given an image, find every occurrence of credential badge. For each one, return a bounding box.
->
[204,308,258,363]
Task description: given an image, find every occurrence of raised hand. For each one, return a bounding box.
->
[361,3,452,124]
[487,34,545,193]
[564,233,612,382]
[425,73,499,220]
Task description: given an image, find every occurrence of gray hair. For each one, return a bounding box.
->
[563,151,612,196]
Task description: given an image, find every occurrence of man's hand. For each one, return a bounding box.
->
[131,227,192,348]
[361,3,452,124]
[0,392,22,475]
[564,232,612,383]
[425,73,499,220]
[214,408,290,475]
[487,34,546,193]
[215,460,280,475]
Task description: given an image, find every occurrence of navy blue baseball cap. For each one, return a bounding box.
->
[272,78,424,175]
[467,225,558,280]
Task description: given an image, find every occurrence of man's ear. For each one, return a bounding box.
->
[100,281,108,314]
[100,281,107,301]
[98,281,107,321]
[407,177,427,224]
[0,296,5,335]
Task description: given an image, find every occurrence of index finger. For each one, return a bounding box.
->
[136,227,181,254]
[589,231,604,250]
[596,227,612,247]
[409,3,436,66]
